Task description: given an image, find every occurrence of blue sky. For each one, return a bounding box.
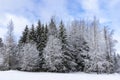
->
[0,0,120,53]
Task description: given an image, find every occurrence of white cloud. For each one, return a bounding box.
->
[76,0,110,25]
[38,0,73,23]
[0,0,39,22]
[0,13,31,41]
[80,0,99,12]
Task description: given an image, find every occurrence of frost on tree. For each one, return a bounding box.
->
[58,21,77,72]
[48,18,58,37]
[68,20,89,71]
[18,43,39,71]
[0,38,9,70]
[43,35,64,72]
[5,20,16,69]
[0,47,7,70]
[0,18,117,73]
[84,18,116,73]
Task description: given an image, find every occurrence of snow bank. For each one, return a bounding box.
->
[0,70,119,80]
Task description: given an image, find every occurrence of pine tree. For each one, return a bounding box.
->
[68,20,90,71]
[0,37,7,70]
[0,45,8,70]
[58,21,67,46]
[18,43,40,71]
[44,24,48,45]
[35,20,46,71]
[48,18,57,37]
[43,35,64,72]
[36,20,42,51]
[39,25,45,71]
[29,24,36,43]
[39,24,45,52]
[58,21,76,72]
[0,38,3,47]
[19,25,29,44]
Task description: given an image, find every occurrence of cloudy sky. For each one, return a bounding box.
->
[0,0,120,53]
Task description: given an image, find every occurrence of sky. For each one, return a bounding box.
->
[0,0,120,53]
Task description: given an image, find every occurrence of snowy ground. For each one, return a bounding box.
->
[0,70,120,80]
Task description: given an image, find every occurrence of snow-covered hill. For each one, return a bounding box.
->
[0,70,119,80]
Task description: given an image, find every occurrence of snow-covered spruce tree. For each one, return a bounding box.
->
[44,24,48,45]
[5,20,16,69]
[36,20,42,51]
[29,24,36,43]
[58,21,67,47]
[19,25,29,44]
[48,17,58,37]
[58,21,77,72]
[38,24,47,71]
[39,24,48,71]
[18,43,39,71]
[68,20,89,72]
[35,21,46,71]
[0,38,3,47]
[43,35,64,72]
[0,47,5,70]
[38,24,46,52]
[17,25,30,70]
[36,20,42,45]
[0,38,8,70]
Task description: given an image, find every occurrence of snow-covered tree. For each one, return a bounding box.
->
[5,20,16,69]
[43,35,64,72]
[29,24,36,43]
[0,46,9,70]
[36,20,42,50]
[58,21,77,72]
[114,54,120,73]
[48,18,58,37]
[58,21,67,45]
[0,38,9,70]
[19,25,29,44]
[84,18,116,73]
[44,24,48,45]
[102,26,115,73]
[68,20,89,71]
[18,43,39,71]
[35,21,48,71]
[0,17,116,73]
[0,38,3,47]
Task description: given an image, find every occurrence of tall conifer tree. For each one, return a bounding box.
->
[19,25,29,44]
